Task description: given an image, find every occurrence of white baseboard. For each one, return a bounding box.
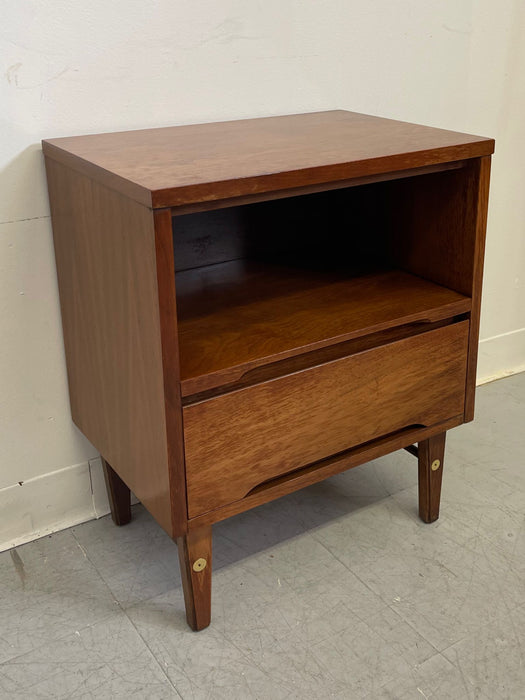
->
[0,458,112,553]
[477,327,525,385]
[0,457,140,552]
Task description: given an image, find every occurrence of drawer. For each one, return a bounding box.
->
[183,320,469,517]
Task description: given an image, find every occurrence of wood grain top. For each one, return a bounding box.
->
[42,111,494,208]
[176,261,472,396]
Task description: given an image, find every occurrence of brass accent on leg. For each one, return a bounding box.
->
[192,558,207,572]
[431,459,441,471]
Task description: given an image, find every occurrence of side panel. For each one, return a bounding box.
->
[464,157,491,420]
[45,158,183,536]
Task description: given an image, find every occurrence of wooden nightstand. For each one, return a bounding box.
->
[43,111,494,630]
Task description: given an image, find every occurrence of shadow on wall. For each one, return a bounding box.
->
[0,144,50,224]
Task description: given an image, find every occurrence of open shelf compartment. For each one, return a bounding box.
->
[172,167,479,398]
[176,260,471,396]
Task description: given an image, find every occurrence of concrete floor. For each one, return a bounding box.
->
[1,372,524,699]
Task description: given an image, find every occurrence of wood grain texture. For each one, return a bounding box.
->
[184,321,469,517]
[389,162,479,296]
[418,432,446,523]
[182,317,468,405]
[102,458,131,526]
[45,158,174,535]
[177,262,471,396]
[187,416,463,530]
[177,526,212,631]
[387,156,491,421]
[464,156,491,421]
[170,161,468,217]
[153,209,188,536]
[42,111,494,208]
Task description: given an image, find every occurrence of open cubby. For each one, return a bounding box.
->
[172,172,473,397]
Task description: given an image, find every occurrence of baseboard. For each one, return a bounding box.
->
[0,458,113,553]
[477,327,525,385]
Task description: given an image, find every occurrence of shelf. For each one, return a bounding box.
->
[176,260,471,397]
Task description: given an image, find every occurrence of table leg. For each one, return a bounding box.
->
[177,526,212,631]
[101,457,131,526]
[418,432,446,523]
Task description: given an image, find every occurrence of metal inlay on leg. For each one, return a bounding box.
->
[431,459,441,471]
[192,558,207,572]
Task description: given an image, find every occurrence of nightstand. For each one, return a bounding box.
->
[43,111,493,630]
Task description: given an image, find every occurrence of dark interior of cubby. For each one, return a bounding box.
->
[172,164,476,397]
[171,181,390,273]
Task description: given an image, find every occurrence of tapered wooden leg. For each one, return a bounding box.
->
[177,526,212,631]
[101,457,131,526]
[418,432,446,523]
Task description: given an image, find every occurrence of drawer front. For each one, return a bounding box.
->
[184,321,468,517]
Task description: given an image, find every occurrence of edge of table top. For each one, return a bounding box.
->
[42,110,494,209]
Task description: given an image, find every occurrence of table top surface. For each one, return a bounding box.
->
[42,110,494,209]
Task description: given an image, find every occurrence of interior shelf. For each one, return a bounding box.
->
[176,260,471,397]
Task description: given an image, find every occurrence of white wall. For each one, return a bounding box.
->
[1,0,524,550]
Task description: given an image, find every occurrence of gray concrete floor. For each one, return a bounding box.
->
[1,372,524,699]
